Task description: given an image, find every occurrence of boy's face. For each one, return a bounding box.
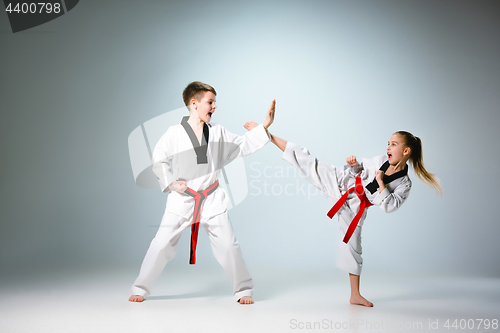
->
[192,91,217,123]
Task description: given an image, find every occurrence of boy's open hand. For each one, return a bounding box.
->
[170,180,187,193]
[263,99,276,130]
[346,156,358,167]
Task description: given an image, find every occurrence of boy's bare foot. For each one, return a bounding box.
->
[238,296,254,304]
[129,295,144,302]
[350,295,373,307]
[244,121,258,131]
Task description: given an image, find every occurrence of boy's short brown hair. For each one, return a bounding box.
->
[182,81,217,106]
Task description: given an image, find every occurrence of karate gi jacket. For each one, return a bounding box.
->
[152,120,270,220]
[283,143,412,225]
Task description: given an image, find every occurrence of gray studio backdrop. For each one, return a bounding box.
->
[1,0,499,280]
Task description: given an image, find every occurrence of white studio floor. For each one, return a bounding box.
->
[1,266,499,333]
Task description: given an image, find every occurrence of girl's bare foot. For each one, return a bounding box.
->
[238,296,254,304]
[348,273,372,307]
[350,294,373,307]
[129,295,144,302]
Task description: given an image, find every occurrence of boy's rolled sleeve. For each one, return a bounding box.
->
[222,123,270,160]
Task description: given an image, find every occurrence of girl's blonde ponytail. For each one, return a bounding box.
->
[396,131,442,195]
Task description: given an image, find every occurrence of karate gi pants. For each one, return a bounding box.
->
[335,207,366,276]
[282,143,365,276]
[131,209,254,301]
[315,165,366,276]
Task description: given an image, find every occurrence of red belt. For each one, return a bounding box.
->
[184,180,219,265]
[327,175,373,244]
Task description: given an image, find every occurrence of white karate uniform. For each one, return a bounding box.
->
[131,121,270,301]
[282,142,411,275]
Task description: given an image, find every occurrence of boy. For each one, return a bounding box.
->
[129,81,275,304]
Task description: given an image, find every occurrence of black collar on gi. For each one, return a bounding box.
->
[365,161,408,194]
[181,116,210,164]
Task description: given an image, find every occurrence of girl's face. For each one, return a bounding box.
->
[387,134,410,165]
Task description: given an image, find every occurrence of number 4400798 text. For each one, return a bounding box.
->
[444,319,498,330]
[5,2,61,14]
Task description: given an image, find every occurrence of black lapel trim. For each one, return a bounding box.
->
[365,161,408,194]
[181,116,209,164]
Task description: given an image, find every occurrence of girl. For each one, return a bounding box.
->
[244,122,442,307]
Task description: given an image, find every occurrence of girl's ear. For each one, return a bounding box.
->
[403,147,411,156]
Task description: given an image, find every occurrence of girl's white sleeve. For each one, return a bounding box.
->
[345,162,364,176]
[372,181,412,213]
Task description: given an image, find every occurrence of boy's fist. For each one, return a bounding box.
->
[346,156,358,167]
[170,180,187,193]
